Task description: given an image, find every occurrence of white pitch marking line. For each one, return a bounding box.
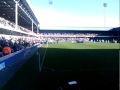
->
[40,43,48,72]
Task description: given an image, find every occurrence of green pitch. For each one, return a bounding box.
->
[2,42,119,90]
[45,42,119,49]
[42,42,119,71]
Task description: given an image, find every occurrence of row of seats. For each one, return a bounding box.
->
[0,17,33,34]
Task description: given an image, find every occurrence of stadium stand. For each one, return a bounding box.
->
[39,29,120,43]
[0,0,41,57]
[0,16,34,34]
[0,0,41,89]
[0,0,119,89]
[0,0,40,35]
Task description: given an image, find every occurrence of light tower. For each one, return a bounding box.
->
[48,0,53,23]
[49,0,53,5]
[103,2,107,29]
[49,0,53,11]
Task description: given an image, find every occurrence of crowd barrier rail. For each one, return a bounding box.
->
[0,44,40,89]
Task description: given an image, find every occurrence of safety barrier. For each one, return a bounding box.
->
[0,44,40,89]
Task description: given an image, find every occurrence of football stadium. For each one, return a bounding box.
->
[0,0,119,90]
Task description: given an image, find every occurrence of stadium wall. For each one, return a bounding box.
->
[0,44,40,89]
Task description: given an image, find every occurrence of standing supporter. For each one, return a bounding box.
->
[8,39,14,53]
[13,40,20,52]
[2,44,11,56]
[18,38,23,49]
[0,37,5,47]
[0,45,3,57]
[24,40,30,47]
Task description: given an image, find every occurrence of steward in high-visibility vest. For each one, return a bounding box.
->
[2,44,11,56]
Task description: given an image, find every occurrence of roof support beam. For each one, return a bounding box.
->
[37,25,38,34]
[15,0,19,31]
[32,20,33,33]
[37,24,40,34]
[18,4,37,26]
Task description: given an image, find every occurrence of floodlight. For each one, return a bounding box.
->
[14,0,20,3]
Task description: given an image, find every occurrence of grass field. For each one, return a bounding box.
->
[2,42,119,90]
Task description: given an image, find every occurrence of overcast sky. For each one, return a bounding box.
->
[28,0,119,30]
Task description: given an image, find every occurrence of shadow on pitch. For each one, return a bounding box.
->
[2,48,119,90]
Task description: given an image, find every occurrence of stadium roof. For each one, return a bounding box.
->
[0,0,40,33]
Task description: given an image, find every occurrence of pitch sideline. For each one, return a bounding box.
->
[40,43,48,72]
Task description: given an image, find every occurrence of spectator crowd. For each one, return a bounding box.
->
[39,32,119,43]
[39,32,98,37]
[0,35,40,57]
